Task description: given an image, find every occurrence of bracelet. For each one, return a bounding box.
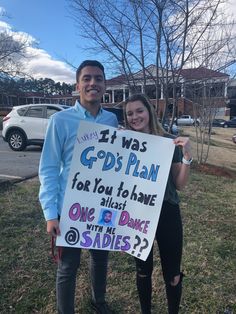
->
[182,156,193,165]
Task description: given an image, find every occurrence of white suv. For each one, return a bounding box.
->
[2,103,70,151]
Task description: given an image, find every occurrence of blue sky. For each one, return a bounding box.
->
[0,0,97,83]
[0,1,236,84]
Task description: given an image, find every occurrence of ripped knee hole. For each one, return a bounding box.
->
[137,274,149,278]
[170,274,181,286]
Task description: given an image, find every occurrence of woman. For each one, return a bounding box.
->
[124,94,192,314]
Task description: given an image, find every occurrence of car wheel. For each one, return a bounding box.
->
[223,124,228,128]
[8,130,27,151]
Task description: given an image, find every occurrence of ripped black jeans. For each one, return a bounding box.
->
[135,201,183,314]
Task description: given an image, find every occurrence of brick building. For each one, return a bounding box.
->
[104,65,229,118]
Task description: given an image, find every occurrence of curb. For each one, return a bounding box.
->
[0,173,38,189]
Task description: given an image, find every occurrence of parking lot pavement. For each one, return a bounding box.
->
[0,132,41,187]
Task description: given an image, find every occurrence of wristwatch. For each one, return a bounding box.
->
[182,156,193,165]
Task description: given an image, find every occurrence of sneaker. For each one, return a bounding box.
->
[91,301,112,314]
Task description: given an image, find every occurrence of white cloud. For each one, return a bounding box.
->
[0,20,11,32]
[0,13,75,84]
[222,1,236,29]
[24,47,75,83]
[228,0,236,15]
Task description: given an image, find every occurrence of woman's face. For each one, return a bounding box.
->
[125,100,150,133]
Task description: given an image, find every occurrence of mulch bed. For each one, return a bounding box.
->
[192,162,236,179]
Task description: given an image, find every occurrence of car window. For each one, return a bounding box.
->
[46,106,61,118]
[25,106,44,118]
[17,107,28,116]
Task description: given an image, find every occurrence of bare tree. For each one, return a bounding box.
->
[0,11,37,110]
[185,75,229,163]
[146,0,235,119]
[67,0,236,163]
[177,2,235,163]
[0,8,33,79]
[0,30,31,78]
[67,0,153,89]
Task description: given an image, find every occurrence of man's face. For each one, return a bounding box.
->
[76,66,106,107]
[103,212,112,223]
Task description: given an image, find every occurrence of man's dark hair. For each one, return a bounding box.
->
[76,60,106,82]
[102,210,112,218]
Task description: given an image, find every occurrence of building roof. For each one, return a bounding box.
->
[106,65,229,87]
[106,74,127,86]
[179,67,229,80]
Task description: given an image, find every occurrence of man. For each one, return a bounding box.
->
[39,60,118,314]
[99,210,114,227]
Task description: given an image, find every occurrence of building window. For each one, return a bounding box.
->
[209,83,224,97]
[114,90,123,103]
[146,85,156,99]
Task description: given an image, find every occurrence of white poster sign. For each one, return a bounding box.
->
[56,121,175,260]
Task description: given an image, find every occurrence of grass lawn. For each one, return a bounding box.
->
[0,168,235,314]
